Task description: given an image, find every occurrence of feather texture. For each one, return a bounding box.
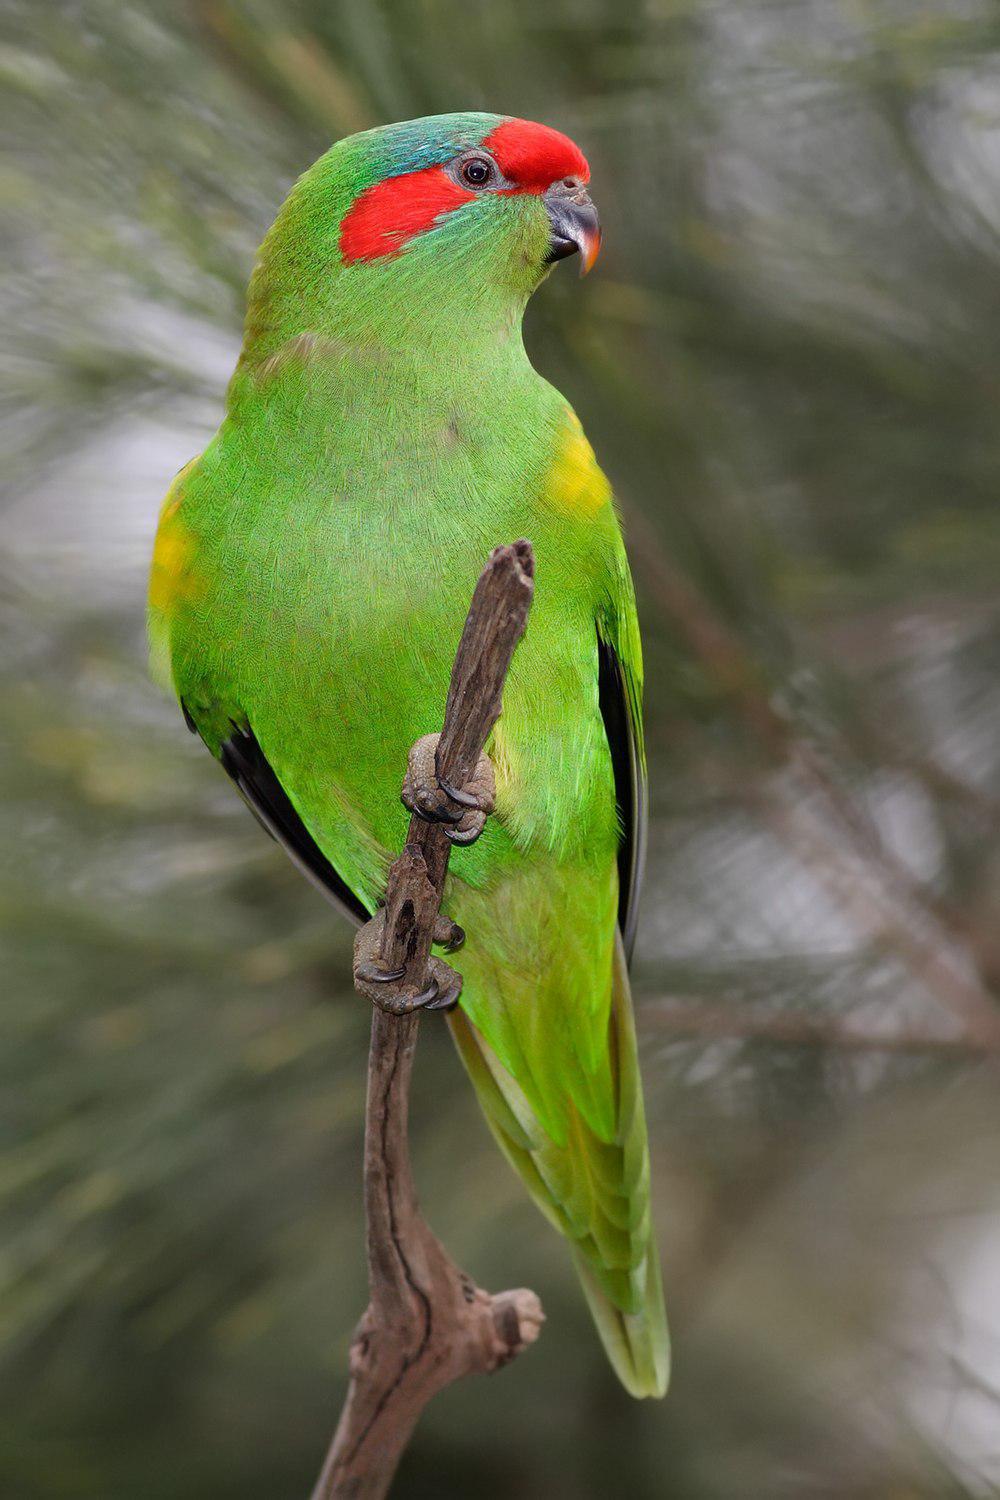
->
[148,112,668,1396]
[449,934,668,1397]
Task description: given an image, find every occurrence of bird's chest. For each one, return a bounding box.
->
[202,402,555,651]
[169,403,613,863]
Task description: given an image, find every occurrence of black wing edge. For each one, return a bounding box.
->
[597,634,647,966]
[184,703,369,929]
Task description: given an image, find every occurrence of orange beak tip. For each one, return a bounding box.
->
[580,229,602,275]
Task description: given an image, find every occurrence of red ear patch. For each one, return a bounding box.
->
[340,164,475,264]
[483,119,590,191]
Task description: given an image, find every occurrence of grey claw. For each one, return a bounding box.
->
[433,916,466,952]
[437,774,482,810]
[446,825,481,847]
[442,923,465,953]
[425,981,461,1012]
[423,955,463,1011]
[356,960,407,984]
[409,975,440,1009]
[403,794,464,826]
[446,813,486,847]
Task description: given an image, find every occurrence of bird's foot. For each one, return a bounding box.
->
[433,914,466,953]
[401,733,495,846]
[353,910,463,1014]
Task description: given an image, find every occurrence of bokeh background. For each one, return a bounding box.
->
[5,2,1000,1495]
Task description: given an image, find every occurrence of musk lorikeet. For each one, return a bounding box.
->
[149,113,668,1398]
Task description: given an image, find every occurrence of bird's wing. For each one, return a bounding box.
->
[184,704,369,928]
[153,459,368,929]
[597,550,647,963]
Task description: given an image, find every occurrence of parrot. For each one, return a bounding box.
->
[148,112,668,1399]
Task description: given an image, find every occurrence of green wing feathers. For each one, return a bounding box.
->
[448,932,669,1398]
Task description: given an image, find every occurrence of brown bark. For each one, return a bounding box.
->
[311,541,543,1500]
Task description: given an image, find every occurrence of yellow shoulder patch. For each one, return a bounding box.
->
[545,410,612,517]
[148,463,203,618]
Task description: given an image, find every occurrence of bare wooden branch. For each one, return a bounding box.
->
[353,539,535,1018]
[311,541,542,1500]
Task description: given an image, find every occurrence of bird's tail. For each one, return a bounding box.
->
[447,932,669,1398]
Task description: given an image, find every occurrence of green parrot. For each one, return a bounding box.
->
[149,112,668,1399]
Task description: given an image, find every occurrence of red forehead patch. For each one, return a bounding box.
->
[483,118,590,191]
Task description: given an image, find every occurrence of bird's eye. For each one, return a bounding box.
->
[461,156,494,188]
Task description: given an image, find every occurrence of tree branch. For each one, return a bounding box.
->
[310,541,543,1500]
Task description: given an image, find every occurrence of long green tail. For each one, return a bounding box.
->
[448,933,669,1398]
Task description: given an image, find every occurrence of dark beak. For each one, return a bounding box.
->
[543,180,602,275]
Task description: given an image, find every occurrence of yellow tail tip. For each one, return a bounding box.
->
[572,1246,670,1399]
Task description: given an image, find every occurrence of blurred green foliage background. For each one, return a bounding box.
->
[4,2,1000,1496]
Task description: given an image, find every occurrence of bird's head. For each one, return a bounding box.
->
[241,112,600,364]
